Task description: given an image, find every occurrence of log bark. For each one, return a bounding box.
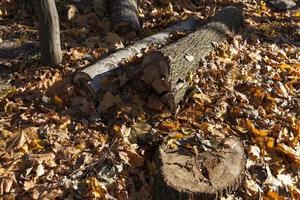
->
[155,136,245,200]
[140,6,243,111]
[109,0,140,33]
[73,17,198,93]
[33,0,62,67]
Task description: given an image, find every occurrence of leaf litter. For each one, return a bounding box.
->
[0,0,300,199]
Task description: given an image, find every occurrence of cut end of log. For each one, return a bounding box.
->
[141,52,171,94]
[140,51,189,111]
[155,137,246,200]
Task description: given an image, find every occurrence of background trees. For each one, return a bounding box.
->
[33,0,62,67]
[31,0,140,67]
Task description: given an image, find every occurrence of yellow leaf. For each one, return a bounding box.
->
[259,24,271,32]
[29,139,44,151]
[85,177,108,199]
[286,79,300,95]
[169,142,177,149]
[112,124,123,138]
[54,95,63,107]
[0,86,15,100]
[259,24,277,36]
[20,143,29,154]
[260,1,268,11]
[251,87,265,98]
[264,190,284,200]
[265,137,275,149]
[161,120,180,131]
[173,133,185,139]
[244,119,269,137]
[277,143,300,166]
[252,128,269,137]
[181,127,195,135]
[1,129,13,140]
[193,93,211,104]
[70,49,85,61]
[4,101,16,113]
[294,11,300,17]
[75,143,85,151]
[294,63,300,69]
[279,62,291,71]
[166,139,177,149]
[59,118,71,131]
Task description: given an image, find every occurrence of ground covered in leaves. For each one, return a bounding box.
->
[0,0,300,199]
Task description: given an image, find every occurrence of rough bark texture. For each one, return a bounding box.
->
[141,6,243,111]
[266,0,297,11]
[109,0,140,33]
[33,0,62,67]
[73,18,198,93]
[155,136,246,200]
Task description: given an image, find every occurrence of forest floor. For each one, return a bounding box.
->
[0,0,300,199]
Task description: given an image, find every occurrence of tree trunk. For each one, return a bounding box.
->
[108,0,140,33]
[155,136,246,200]
[73,17,198,93]
[140,6,243,111]
[33,0,62,67]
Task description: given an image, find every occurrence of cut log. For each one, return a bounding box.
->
[33,0,62,67]
[141,6,243,111]
[109,0,140,33]
[155,136,246,200]
[73,17,198,93]
[266,0,297,11]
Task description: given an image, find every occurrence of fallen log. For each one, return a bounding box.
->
[155,136,245,200]
[73,17,198,92]
[109,0,140,33]
[141,6,243,111]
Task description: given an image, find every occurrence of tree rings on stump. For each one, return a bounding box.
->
[155,136,245,200]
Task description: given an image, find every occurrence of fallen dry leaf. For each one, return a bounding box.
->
[99,91,122,112]
[67,4,78,20]
[7,132,27,150]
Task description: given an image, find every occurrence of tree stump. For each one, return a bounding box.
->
[33,0,62,67]
[140,6,243,111]
[155,136,245,200]
[108,0,140,33]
